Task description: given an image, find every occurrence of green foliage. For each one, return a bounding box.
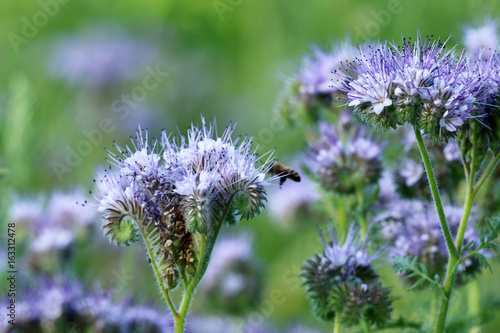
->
[393,256,442,293]
[459,217,500,274]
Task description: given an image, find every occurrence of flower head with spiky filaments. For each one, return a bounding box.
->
[94,117,276,290]
[301,226,391,325]
[334,35,488,142]
[312,121,383,194]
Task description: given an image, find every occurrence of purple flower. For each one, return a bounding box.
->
[9,191,97,256]
[443,141,461,161]
[463,19,499,58]
[335,35,487,141]
[298,40,358,96]
[47,23,159,88]
[399,159,424,187]
[378,200,481,276]
[312,121,383,194]
[94,117,276,289]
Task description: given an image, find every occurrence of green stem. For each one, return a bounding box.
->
[333,315,342,333]
[430,287,440,331]
[136,219,178,319]
[435,123,479,333]
[473,150,500,195]
[356,186,368,239]
[174,195,236,332]
[413,126,457,259]
[360,318,371,333]
[468,280,482,333]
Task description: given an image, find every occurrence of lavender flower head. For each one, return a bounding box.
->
[301,226,391,325]
[463,19,499,59]
[335,35,487,142]
[94,117,275,290]
[312,121,383,194]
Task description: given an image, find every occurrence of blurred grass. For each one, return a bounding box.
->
[2,0,500,331]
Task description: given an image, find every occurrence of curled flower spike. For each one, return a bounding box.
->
[93,116,278,331]
[335,34,488,142]
[301,225,390,325]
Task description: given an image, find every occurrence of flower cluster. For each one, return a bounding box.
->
[301,227,391,326]
[94,118,275,290]
[0,277,173,333]
[9,191,96,271]
[298,41,358,98]
[334,35,489,142]
[311,120,383,194]
[378,199,482,282]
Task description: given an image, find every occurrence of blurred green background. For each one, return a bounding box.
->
[2,0,500,332]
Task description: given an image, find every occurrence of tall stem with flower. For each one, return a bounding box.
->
[92,118,277,332]
[333,34,499,332]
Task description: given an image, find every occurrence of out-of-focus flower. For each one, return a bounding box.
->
[0,277,173,333]
[378,200,482,281]
[443,141,461,162]
[199,233,262,315]
[312,121,383,194]
[298,41,358,97]
[9,190,97,258]
[463,19,498,58]
[47,23,159,88]
[399,159,424,187]
[267,158,320,223]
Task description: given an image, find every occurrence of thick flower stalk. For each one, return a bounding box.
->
[93,117,276,332]
[334,34,500,333]
[301,226,392,331]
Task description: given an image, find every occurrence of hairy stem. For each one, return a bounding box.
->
[136,218,178,319]
[174,195,236,332]
[333,315,342,333]
[413,126,457,259]
[435,123,478,333]
[356,186,368,239]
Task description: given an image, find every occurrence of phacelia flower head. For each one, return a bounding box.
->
[312,121,383,194]
[94,117,276,290]
[301,226,388,324]
[335,35,487,142]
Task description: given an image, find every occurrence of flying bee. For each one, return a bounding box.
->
[269,163,301,186]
